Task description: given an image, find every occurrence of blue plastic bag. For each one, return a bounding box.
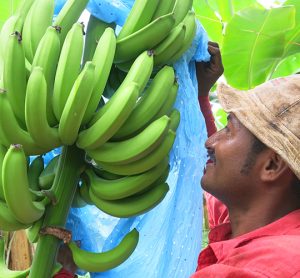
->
[54,0,134,26]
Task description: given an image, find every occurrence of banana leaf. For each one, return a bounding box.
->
[283,0,300,57]
[206,0,260,22]
[222,5,295,89]
[193,0,223,44]
[193,0,263,45]
[272,53,300,78]
[268,0,300,76]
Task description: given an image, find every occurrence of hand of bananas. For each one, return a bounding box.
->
[0,0,196,276]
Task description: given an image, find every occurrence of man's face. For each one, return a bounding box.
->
[201,113,260,206]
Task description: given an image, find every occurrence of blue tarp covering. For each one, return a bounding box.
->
[47,1,211,277]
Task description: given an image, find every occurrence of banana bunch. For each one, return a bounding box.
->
[0,0,190,275]
[114,0,196,69]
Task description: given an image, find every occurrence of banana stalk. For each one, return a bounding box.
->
[29,145,85,278]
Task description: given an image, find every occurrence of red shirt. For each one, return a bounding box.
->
[196,96,300,277]
[53,268,75,278]
[192,209,300,277]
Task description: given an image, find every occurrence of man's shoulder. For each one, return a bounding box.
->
[221,233,300,277]
[253,233,300,251]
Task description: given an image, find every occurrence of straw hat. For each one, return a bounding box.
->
[217,75,300,179]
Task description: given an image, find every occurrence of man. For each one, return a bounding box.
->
[194,42,300,277]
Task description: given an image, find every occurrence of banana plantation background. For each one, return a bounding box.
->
[1,0,300,275]
[194,0,300,127]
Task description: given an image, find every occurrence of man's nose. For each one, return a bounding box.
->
[205,130,221,149]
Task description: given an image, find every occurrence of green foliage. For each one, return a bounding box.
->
[0,0,22,30]
[223,5,295,89]
[193,0,223,43]
[194,0,300,89]
[272,53,300,77]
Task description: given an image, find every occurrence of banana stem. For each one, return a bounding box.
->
[29,145,85,278]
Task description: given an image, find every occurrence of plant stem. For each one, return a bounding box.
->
[29,145,85,278]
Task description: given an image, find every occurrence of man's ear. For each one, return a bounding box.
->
[260,151,290,182]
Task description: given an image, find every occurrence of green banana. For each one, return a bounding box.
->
[0,107,11,147]
[72,185,88,208]
[107,64,124,92]
[153,22,186,66]
[115,13,175,63]
[117,0,160,40]
[22,0,55,63]
[25,67,61,150]
[172,0,193,26]
[39,155,60,190]
[2,144,46,224]
[89,50,154,126]
[26,216,44,243]
[97,130,176,176]
[52,22,84,121]
[88,157,169,200]
[92,167,123,180]
[152,0,176,20]
[59,62,96,145]
[31,25,61,126]
[168,11,197,64]
[79,179,94,205]
[0,0,33,71]
[0,91,50,155]
[116,67,127,84]
[3,31,27,125]
[82,27,117,125]
[116,50,154,94]
[28,156,44,194]
[0,236,30,277]
[115,59,134,73]
[0,145,6,201]
[112,66,175,140]
[25,58,32,80]
[0,63,3,90]
[53,0,89,43]
[83,14,116,63]
[153,81,179,119]
[169,109,181,131]
[21,4,35,62]
[133,164,170,196]
[68,229,139,272]
[0,15,23,61]
[87,115,170,165]
[15,0,36,20]
[0,200,30,231]
[77,82,139,150]
[89,182,169,218]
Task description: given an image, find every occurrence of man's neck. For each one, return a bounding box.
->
[228,204,300,239]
